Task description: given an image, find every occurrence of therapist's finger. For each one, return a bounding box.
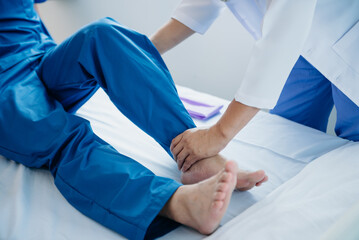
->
[171,134,183,152]
[176,149,189,170]
[171,140,184,161]
[181,155,198,172]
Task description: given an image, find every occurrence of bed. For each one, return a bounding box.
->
[1,86,359,239]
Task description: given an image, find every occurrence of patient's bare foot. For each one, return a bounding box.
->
[161,161,237,235]
[181,154,268,191]
[236,169,268,191]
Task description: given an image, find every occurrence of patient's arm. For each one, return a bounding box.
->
[150,18,195,55]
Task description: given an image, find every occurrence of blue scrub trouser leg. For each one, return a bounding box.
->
[0,62,180,240]
[332,85,359,141]
[0,18,196,240]
[270,56,359,141]
[37,17,195,157]
[270,56,334,132]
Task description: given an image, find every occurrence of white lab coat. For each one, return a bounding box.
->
[173,0,359,109]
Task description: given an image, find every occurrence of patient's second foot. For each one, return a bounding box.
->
[161,161,237,235]
[236,169,268,191]
[181,154,268,191]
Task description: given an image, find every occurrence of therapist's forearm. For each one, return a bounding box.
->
[150,18,195,55]
[212,100,259,143]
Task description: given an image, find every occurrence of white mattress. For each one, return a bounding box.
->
[0,86,357,240]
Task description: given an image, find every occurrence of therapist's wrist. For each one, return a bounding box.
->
[211,100,260,146]
[210,123,232,148]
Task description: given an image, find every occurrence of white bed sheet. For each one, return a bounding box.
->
[0,86,352,240]
[207,141,359,240]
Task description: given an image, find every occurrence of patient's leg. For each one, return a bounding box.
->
[161,161,237,235]
[37,18,196,158]
[0,59,185,239]
[181,154,268,191]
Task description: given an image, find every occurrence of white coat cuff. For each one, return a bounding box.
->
[234,91,277,110]
[172,11,209,35]
[172,0,225,34]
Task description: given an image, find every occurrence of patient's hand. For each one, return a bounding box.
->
[170,126,229,172]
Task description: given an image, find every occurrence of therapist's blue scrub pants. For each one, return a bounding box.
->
[0,18,195,240]
[271,56,359,141]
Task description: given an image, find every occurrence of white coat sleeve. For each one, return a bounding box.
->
[172,0,226,34]
[235,0,318,109]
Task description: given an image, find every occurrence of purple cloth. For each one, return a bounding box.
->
[180,97,223,120]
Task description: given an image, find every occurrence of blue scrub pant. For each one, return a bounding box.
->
[271,56,359,141]
[0,18,195,240]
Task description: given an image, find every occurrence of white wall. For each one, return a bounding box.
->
[37,0,255,101]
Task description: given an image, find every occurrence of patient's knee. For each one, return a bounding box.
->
[85,17,118,33]
[83,17,140,40]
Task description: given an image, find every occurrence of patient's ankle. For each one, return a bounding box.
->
[180,155,226,185]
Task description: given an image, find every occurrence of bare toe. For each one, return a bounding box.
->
[236,169,267,191]
[217,182,229,193]
[256,175,269,186]
[212,200,224,211]
[214,191,226,201]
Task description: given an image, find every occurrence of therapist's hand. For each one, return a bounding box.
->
[172,99,259,172]
[171,125,229,172]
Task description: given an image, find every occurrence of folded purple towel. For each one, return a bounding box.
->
[180,97,223,120]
